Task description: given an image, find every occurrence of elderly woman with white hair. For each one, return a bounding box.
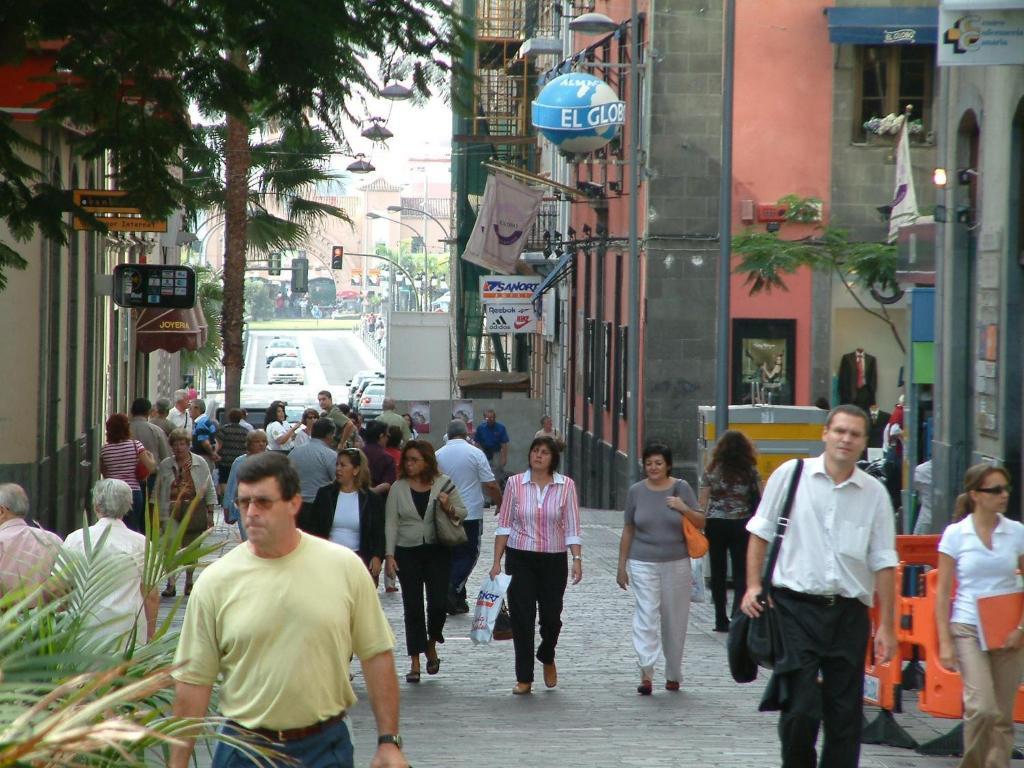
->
[64,479,158,647]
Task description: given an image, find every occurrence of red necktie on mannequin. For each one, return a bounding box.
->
[856,353,865,389]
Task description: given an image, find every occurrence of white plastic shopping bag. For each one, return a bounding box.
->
[470,573,512,645]
[690,558,706,603]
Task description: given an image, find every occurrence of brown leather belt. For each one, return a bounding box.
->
[230,710,346,743]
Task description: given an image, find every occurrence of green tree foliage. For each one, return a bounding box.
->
[244,278,276,322]
[179,265,224,374]
[732,195,905,353]
[2,0,468,405]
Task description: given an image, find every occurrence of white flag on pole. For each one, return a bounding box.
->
[462,174,543,274]
[887,117,919,243]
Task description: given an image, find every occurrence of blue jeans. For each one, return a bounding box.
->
[212,718,353,768]
[449,518,483,597]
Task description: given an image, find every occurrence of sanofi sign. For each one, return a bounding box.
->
[531,73,625,155]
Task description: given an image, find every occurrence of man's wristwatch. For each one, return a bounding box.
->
[378,734,403,749]
[572,555,582,562]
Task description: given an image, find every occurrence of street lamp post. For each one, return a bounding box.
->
[347,251,422,311]
[367,211,430,311]
[385,204,452,241]
[387,204,454,317]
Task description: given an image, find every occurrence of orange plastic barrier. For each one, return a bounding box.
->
[862,537,943,747]
[916,568,964,719]
[864,604,903,711]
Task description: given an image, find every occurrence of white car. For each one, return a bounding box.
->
[267,357,305,385]
[358,382,386,418]
[265,337,299,365]
[347,369,384,407]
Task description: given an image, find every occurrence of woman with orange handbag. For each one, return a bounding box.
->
[616,442,705,695]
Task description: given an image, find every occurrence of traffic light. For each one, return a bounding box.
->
[268,251,282,276]
[291,256,309,293]
[331,245,344,270]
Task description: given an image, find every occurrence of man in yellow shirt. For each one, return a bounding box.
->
[169,452,408,768]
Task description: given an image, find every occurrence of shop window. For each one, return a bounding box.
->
[855,45,934,143]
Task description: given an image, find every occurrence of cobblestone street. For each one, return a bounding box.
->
[167,509,1017,767]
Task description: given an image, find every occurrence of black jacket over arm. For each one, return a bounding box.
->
[302,484,385,566]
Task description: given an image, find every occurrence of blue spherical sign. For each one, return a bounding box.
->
[531,73,625,155]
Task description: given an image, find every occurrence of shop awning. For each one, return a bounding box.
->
[135,306,207,354]
[530,251,576,309]
[825,7,938,45]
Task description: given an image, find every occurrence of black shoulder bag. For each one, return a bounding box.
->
[727,459,804,684]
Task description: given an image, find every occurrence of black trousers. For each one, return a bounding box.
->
[773,589,870,768]
[449,519,483,598]
[505,548,567,684]
[395,544,452,657]
[705,517,749,626]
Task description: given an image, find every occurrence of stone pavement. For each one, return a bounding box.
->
[164,509,1019,767]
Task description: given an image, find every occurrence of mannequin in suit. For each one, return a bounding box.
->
[867,404,890,448]
[837,348,877,410]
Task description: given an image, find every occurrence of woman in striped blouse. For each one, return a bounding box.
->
[489,436,582,695]
[99,413,147,531]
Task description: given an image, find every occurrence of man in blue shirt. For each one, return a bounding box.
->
[190,399,221,472]
[473,409,509,485]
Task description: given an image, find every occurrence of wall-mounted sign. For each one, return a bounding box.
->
[72,189,168,232]
[479,275,542,303]
[938,7,1024,66]
[531,73,625,155]
[112,264,196,309]
[484,302,538,334]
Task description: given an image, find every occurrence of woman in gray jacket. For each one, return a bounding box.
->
[385,440,467,683]
[155,428,217,596]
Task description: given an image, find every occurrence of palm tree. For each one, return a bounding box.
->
[185,121,352,408]
[180,265,224,387]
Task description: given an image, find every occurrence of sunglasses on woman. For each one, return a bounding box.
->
[976,484,1011,495]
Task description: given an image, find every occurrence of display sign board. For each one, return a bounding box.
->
[484,302,537,334]
[938,6,1024,65]
[72,188,168,232]
[531,73,625,155]
[112,264,196,309]
[479,275,542,304]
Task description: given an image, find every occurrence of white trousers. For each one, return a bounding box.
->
[627,558,692,681]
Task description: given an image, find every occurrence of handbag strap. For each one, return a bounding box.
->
[760,459,804,594]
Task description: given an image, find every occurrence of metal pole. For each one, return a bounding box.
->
[626,0,641,482]
[374,214,428,312]
[715,0,736,440]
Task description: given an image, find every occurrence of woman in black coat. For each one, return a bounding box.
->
[305,448,385,582]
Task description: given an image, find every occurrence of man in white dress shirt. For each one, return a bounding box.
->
[436,419,501,614]
[741,404,898,768]
[167,389,193,436]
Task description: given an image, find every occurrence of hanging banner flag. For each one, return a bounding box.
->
[887,117,920,243]
[350,269,362,286]
[462,174,544,274]
[367,269,381,286]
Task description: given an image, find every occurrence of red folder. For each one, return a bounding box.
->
[976,590,1024,651]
